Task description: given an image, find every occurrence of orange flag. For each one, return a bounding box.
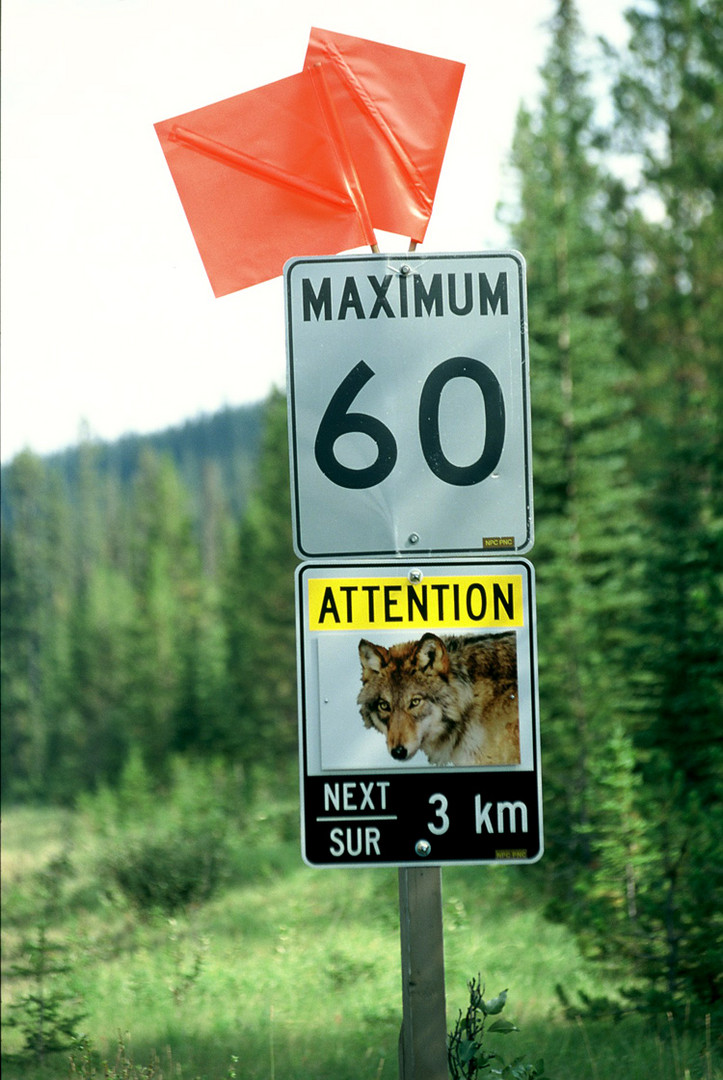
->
[154,31,464,296]
[304,28,464,244]
[154,69,376,297]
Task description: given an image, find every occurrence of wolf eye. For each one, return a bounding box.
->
[377,699,391,712]
[409,696,422,707]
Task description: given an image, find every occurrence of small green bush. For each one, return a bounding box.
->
[2,926,87,1066]
[448,976,551,1079]
[104,825,230,914]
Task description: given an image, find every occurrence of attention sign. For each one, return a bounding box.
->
[296,559,542,867]
[285,251,533,559]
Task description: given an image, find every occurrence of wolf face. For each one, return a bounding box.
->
[357,633,466,762]
[357,631,519,766]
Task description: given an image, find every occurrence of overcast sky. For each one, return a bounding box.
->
[1,0,631,463]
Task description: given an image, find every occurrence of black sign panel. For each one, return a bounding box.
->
[302,771,542,866]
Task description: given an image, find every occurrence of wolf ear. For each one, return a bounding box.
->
[359,639,389,675]
[414,633,450,675]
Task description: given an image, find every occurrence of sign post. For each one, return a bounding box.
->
[398,866,448,1080]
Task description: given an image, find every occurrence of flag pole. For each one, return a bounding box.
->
[168,126,353,210]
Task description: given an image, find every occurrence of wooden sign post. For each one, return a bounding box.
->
[398,866,448,1080]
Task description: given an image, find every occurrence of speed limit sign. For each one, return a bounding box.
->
[284,251,533,559]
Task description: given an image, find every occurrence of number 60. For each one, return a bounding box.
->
[314,357,506,490]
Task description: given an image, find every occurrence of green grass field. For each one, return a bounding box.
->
[1,800,719,1080]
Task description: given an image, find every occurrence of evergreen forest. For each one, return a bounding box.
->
[2,0,722,1063]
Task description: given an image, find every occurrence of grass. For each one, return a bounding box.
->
[1,799,719,1080]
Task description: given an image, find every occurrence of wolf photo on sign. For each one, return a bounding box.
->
[357,630,520,766]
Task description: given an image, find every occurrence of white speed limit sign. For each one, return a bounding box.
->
[284,251,533,559]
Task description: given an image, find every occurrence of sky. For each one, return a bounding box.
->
[1,0,632,464]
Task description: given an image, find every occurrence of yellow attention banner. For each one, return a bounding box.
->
[308,575,524,632]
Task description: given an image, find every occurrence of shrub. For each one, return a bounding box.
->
[2,925,87,1066]
[448,975,551,1079]
[104,824,230,914]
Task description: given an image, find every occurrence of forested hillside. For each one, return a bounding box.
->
[1,402,265,528]
[1,0,721,1040]
[1,396,272,801]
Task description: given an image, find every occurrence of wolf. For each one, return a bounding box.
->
[357,632,520,766]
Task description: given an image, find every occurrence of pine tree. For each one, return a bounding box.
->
[603,0,723,1018]
[223,389,298,780]
[61,563,136,792]
[125,449,203,775]
[503,0,645,934]
[2,926,87,1066]
[0,452,73,800]
[611,0,723,793]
